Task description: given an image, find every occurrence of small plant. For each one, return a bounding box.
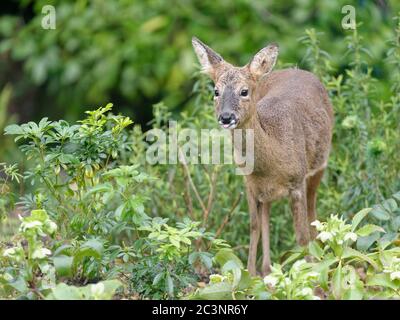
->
[191,205,400,300]
[1,105,223,299]
[46,280,122,300]
[263,260,320,300]
[0,162,22,219]
[0,209,57,299]
[128,217,219,299]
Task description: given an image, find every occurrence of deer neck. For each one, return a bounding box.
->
[234,107,278,176]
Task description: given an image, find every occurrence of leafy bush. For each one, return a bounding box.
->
[0,105,219,299]
[1,6,400,300]
[191,203,400,300]
[1,1,399,122]
[47,280,122,300]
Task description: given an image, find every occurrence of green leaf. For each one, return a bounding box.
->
[8,277,28,293]
[115,204,125,220]
[392,192,400,203]
[30,209,49,222]
[189,252,213,269]
[366,273,398,290]
[214,248,243,269]
[48,283,82,300]
[166,273,174,297]
[391,216,400,231]
[169,236,180,248]
[196,282,233,300]
[54,255,74,277]
[343,287,364,300]
[370,205,391,221]
[356,224,385,237]
[4,124,24,135]
[85,183,113,196]
[237,269,252,291]
[308,241,324,260]
[129,195,145,215]
[47,280,122,300]
[318,265,330,291]
[222,260,242,288]
[332,261,343,299]
[153,272,164,286]
[73,239,104,265]
[356,232,380,251]
[53,244,73,256]
[99,280,122,298]
[382,198,398,213]
[342,247,379,270]
[351,208,372,231]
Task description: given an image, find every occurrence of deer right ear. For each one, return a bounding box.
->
[192,37,224,80]
[248,43,279,80]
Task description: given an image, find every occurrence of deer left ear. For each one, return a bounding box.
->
[192,37,225,80]
[248,43,279,80]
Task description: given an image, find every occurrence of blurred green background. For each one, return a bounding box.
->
[0,0,400,263]
[0,0,399,137]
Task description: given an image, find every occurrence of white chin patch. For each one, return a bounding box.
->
[219,121,238,129]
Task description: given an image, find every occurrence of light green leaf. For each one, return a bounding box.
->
[366,273,398,290]
[370,206,391,221]
[48,283,82,300]
[4,124,24,135]
[382,199,397,213]
[356,224,385,237]
[196,282,233,300]
[73,239,103,265]
[214,248,243,269]
[54,255,73,277]
[166,273,174,297]
[356,232,380,251]
[332,261,343,299]
[351,208,372,231]
[342,247,379,270]
[308,241,324,260]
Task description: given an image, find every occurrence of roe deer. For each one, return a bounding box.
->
[192,37,333,276]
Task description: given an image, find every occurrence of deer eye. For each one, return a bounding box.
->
[214,89,220,97]
[240,89,248,97]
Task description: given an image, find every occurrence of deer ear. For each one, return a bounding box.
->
[192,37,224,80]
[248,43,279,80]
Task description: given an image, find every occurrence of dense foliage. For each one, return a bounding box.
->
[1,1,399,122]
[0,1,400,300]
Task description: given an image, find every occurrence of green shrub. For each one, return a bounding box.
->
[0,105,219,299]
[191,204,400,300]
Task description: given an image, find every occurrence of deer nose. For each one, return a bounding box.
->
[218,113,237,125]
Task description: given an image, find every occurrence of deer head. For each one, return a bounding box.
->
[192,37,279,129]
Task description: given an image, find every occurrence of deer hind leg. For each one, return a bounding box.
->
[289,182,310,246]
[247,194,261,276]
[306,168,325,239]
[261,201,271,276]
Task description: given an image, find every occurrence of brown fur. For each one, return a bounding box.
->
[192,37,333,276]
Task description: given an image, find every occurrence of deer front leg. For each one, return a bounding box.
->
[247,194,260,276]
[289,183,310,246]
[261,202,271,276]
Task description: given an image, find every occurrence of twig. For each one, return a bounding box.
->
[203,167,218,226]
[178,148,207,213]
[183,174,194,219]
[210,192,243,248]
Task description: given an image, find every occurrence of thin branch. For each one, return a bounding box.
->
[183,174,194,219]
[203,167,218,226]
[213,192,243,242]
[178,147,207,214]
